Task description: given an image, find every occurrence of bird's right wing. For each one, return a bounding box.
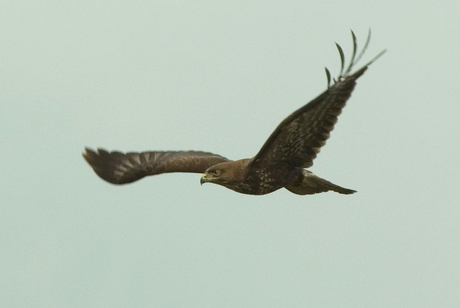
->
[83,148,230,184]
[249,30,385,171]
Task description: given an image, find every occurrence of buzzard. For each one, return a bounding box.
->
[84,31,385,195]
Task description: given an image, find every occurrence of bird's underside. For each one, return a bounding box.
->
[83,30,385,196]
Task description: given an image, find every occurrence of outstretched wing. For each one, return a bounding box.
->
[83,148,229,184]
[249,30,385,170]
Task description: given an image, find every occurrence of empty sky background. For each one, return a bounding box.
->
[1,1,459,307]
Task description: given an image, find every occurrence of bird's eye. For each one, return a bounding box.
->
[212,170,220,177]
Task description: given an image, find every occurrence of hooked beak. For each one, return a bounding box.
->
[200,174,207,185]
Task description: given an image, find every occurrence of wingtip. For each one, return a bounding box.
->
[327,29,385,84]
[350,65,369,80]
[82,147,98,161]
[82,147,91,160]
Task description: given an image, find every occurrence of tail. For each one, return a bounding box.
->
[285,169,356,195]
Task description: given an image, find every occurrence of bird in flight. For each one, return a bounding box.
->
[84,30,385,195]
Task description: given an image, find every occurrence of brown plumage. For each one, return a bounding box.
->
[83,30,385,195]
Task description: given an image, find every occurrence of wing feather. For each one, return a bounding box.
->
[249,31,385,170]
[250,70,364,169]
[83,148,229,184]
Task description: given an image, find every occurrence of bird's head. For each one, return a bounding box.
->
[200,159,250,187]
[200,165,224,185]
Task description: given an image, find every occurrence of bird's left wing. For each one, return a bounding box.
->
[249,31,385,170]
[83,148,229,184]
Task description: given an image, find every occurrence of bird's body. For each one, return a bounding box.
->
[83,31,385,196]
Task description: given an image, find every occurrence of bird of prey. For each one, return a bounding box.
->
[83,30,385,195]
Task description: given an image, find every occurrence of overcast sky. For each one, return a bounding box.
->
[1,1,459,307]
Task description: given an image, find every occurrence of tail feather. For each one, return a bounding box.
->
[285,169,356,195]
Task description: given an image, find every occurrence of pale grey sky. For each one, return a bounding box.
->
[1,1,459,307]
